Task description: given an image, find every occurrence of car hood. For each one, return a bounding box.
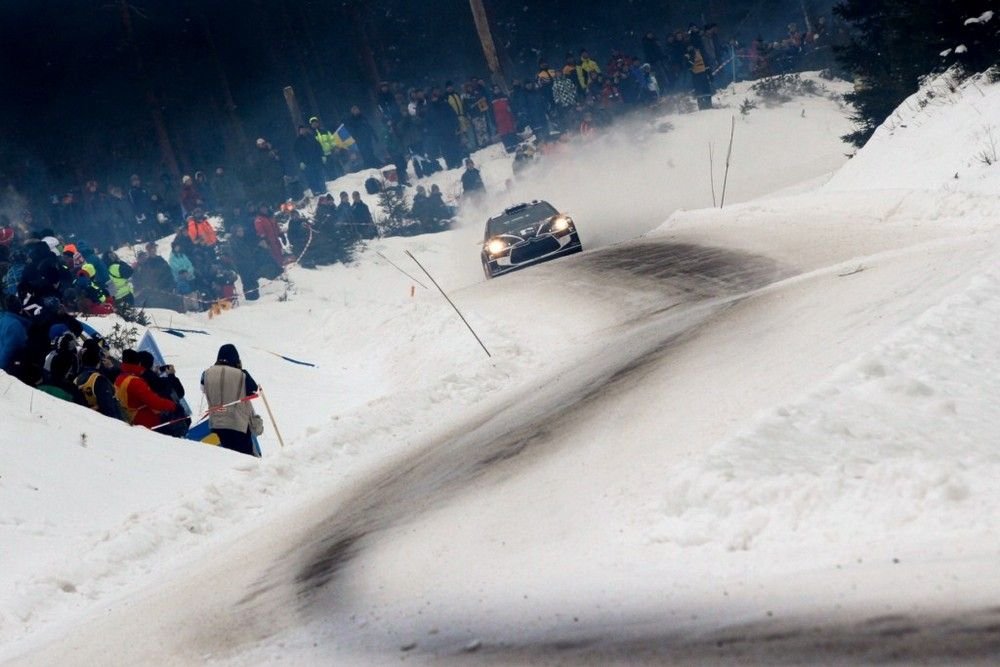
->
[488,220,552,243]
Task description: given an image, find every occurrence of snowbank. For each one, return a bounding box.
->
[829,70,1000,192]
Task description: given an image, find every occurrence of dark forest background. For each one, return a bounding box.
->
[0,0,835,204]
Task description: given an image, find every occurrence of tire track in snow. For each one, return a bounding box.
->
[425,605,1000,666]
[280,241,785,601]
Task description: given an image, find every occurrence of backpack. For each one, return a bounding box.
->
[76,370,103,411]
[115,375,140,424]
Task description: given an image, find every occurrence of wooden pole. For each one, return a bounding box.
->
[258,387,286,448]
[720,116,736,209]
[709,142,717,207]
[283,86,305,130]
[469,0,508,92]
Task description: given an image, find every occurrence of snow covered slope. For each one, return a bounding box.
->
[4,73,1000,665]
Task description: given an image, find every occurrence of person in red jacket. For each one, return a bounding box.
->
[253,203,285,267]
[491,86,517,150]
[115,349,177,430]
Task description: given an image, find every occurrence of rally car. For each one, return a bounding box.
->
[481,200,582,279]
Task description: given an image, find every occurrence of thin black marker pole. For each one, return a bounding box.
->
[376,251,429,290]
[405,250,492,358]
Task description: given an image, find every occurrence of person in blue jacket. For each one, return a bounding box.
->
[0,295,30,377]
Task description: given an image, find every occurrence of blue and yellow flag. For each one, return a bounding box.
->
[333,124,357,150]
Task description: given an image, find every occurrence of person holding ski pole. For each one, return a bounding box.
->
[200,344,263,457]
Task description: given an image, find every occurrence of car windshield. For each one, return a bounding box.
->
[486,202,558,238]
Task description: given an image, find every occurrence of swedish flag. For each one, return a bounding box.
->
[333,124,357,150]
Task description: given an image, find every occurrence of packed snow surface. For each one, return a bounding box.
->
[2,74,999,665]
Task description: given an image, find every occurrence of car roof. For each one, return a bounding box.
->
[489,200,552,222]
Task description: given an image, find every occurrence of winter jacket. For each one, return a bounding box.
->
[128,185,153,222]
[424,101,451,143]
[201,362,258,433]
[133,256,176,299]
[168,252,195,282]
[294,133,325,168]
[251,148,287,206]
[642,36,665,65]
[492,97,516,136]
[254,214,284,267]
[313,127,337,156]
[581,58,601,83]
[180,183,203,216]
[227,232,266,276]
[462,168,485,194]
[553,78,577,108]
[536,68,557,86]
[76,242,109,286]
[107,262,134,300]
[187,217,218,246]
[446,92,466,119]
[687,48,707,74]
[351,201,374,228]
[3,261,24,297]
[75,366,124,420]
[74,264,110,305]
[115,362,176,428]
[343,114,376,150]
[0,310,29,373]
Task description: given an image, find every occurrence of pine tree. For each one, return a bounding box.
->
[376,184,412,235]
[835,0,1000,147]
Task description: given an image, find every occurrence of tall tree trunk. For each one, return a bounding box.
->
[192,3,251,163]
[249,0,290,85]
[118,0,180,181]
[349,2,381,108]
[294,1,332,110]
[800,0,814,34]
[469,0,508,92]
[277,1,321,117]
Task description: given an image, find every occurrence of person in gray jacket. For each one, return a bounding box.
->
[201,343,262,457]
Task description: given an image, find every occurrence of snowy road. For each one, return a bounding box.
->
[291,241,785,594]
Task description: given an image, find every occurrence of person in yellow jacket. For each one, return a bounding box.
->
[578,49,602,92]
[105,254,135,306]
[445,81,474,150]
[309,116,344,179]
[686,45,714,110]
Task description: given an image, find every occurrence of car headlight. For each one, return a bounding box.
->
[550,215,573,232]
[486,238,508,256]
